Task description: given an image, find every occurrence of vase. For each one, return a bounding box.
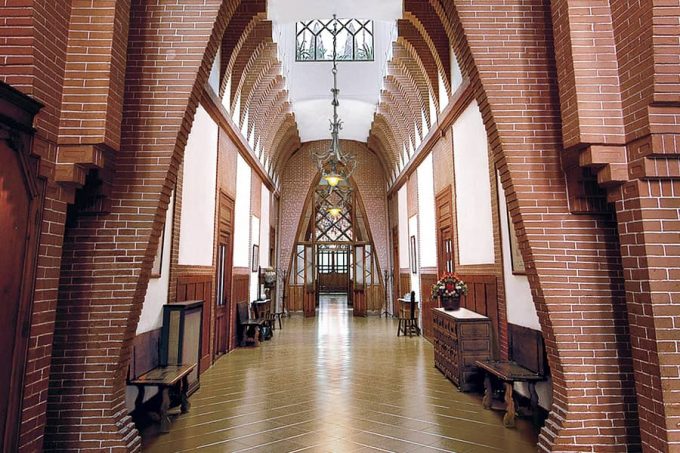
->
[441,295,460,311]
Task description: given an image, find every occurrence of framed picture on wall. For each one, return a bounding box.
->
[151,224,165,278]
[252,244,260,272]
[507,208,526,274]
[409,235,418,274]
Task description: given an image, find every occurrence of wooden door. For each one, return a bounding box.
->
[303,244,316,317]
[352,244,367,316]
[0,136,42,451]
[436,187,454,275]
[214,192,234,357]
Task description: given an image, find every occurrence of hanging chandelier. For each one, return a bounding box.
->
[311,14,357,197]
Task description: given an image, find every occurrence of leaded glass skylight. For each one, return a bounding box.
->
[296,19,374,62]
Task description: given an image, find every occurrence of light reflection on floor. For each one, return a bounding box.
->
[142,295,539,452]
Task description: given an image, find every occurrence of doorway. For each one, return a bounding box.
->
[316,244,351,311]
[0,132,43,451]
[214,191,234,357]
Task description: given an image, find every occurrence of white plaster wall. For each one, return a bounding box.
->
[397,185,409,271]
[126,194,176,412]
[137,191,175,334]
[260,184,271,269]
[178,104,218,266]
[453,101,495,265]
[498,173,540,330]
[249,216,261,302]
[408,214,420,303]
[417,155,437,268]
[209,46,221,93]
[497,174,551,409]
[451,51,463,93]
[233,154,252,268]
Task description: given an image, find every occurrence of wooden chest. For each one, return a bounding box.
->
[432,307,492,392]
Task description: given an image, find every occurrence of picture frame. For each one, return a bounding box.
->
[507,208,526,274]
[151,224,165,278]
[409,235,418,274]
[252,244,260,273]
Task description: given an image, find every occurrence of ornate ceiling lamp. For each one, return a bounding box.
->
[311,14,357,196]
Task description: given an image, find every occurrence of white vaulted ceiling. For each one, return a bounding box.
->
[268,0,402,143]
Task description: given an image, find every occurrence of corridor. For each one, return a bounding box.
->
[143,297,538,453]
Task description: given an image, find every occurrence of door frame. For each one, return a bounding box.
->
[0,86,43,453]
[214,191,235,358]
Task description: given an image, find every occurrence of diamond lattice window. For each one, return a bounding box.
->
[296,19,374,62]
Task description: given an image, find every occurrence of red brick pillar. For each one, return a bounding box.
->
[612,178,680,452]
[432,1,641,450]
[43,1,235,451]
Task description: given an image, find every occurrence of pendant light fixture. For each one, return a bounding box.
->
[311,14,357,193]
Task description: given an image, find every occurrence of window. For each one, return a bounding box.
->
[296,19,374,62]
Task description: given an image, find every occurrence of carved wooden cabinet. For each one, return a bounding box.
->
[433,307,492,392]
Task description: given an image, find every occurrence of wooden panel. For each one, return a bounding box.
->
[458,274,499,357]
[128,328,162,380]
[318,272,348,291]
[398,273,411,298]
[366,285,383,312]
[231,273,250,349]
[353,290,366,317]
[509,323,546,375]
[177,274,212,373]
[420,273,438,341]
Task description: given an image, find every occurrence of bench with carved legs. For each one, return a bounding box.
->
[129,364,195,433]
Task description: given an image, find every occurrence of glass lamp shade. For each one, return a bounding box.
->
[327,206,342,218]
[323,172,342,187]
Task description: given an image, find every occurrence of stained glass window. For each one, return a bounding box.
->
[296,19,374,62]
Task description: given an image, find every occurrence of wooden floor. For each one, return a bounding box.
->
[143,295,539,452]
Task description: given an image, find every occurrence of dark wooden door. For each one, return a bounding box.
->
[0,138,42,451]
[436,187,454,275]
[215,192,234,356]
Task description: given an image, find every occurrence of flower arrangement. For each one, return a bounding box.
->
[431,272,468,300]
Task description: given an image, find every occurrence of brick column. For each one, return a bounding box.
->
[43,1,236,451]
[432,1,641,450]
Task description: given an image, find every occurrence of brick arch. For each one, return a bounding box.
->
[393,37,438,124]
[382,76,421,143]
[369,115,401,168]
[44,1,241,451]
[425,1,640,451]
[232,42,278,128]
[399,13,446,103]
[249,75,286,157]
[224,13,271,107]
[242,56,281,138]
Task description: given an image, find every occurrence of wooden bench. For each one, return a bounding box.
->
[129,364,195,433]
[237,301,265,346]
[475,324,547,428]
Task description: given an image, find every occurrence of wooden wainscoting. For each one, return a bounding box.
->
[177,273,213,372]
[287,285,304,312]
[231,272,250,349]
[459,274,499,357]
[366,284,384,312]
[398,272,411,299]
[420,272,438,341]
[229,268,250,350]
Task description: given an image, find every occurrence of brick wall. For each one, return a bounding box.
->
[433,1,639,450]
